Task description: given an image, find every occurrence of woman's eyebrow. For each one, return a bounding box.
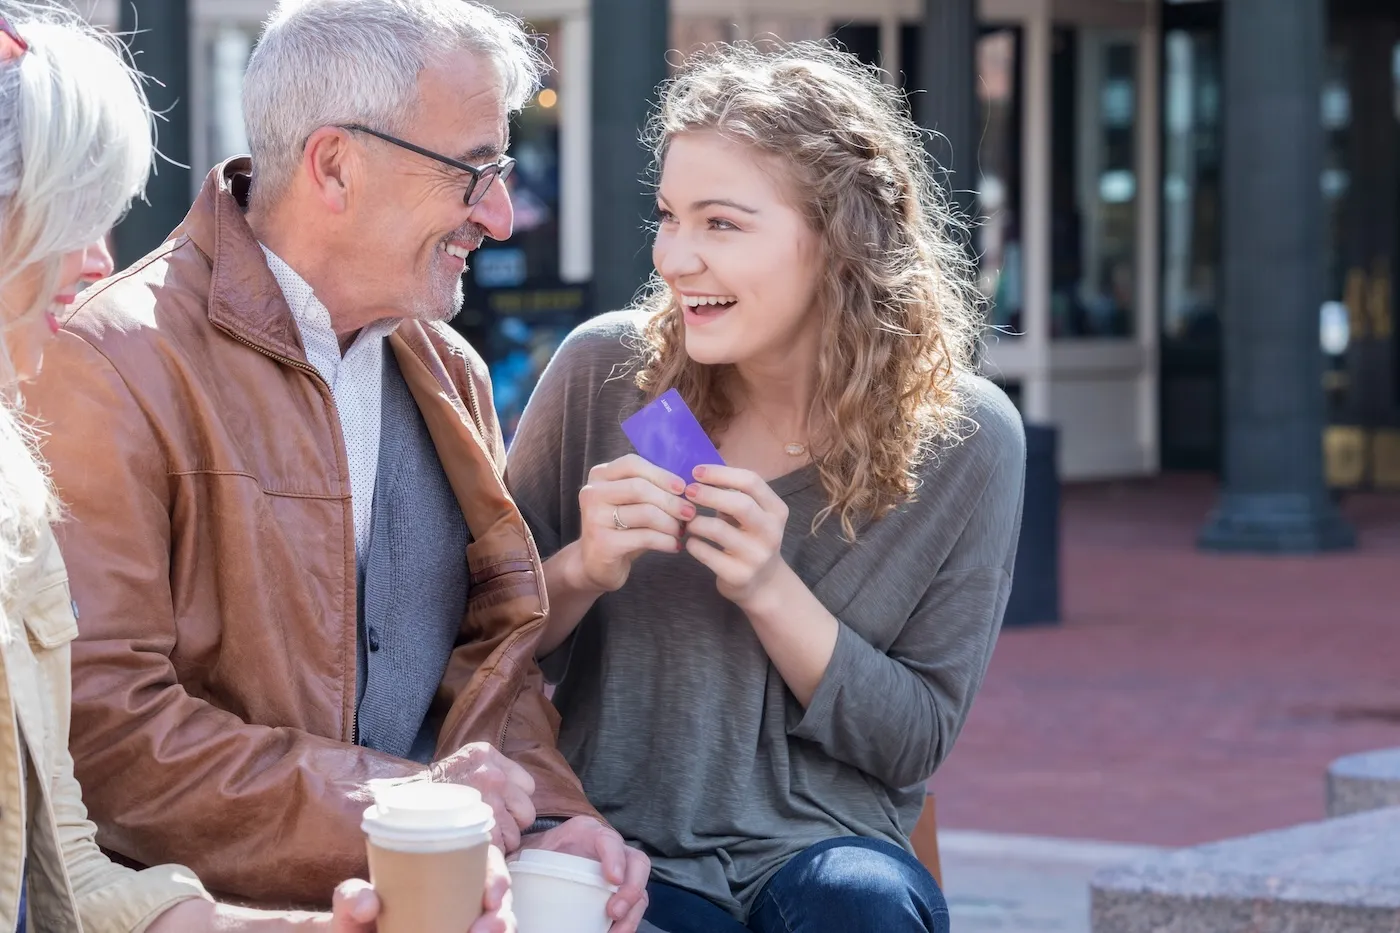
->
[691,198,759,214]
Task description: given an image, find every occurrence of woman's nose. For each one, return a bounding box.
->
[653,233,705,281]
[82,238,115,282]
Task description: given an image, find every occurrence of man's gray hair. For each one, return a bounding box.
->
[242,0,546,204]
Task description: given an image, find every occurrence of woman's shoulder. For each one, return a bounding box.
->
[530,311,650,422]
[914,374,1026,486]
[957,375,1026,459]
[552,310,648,375]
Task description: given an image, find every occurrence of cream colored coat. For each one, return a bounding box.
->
[0,528,210,931]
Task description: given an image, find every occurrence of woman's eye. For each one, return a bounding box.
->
[708,218,737,231]
[656,208,677,223]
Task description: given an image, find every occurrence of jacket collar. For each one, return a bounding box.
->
[177,158,310,365]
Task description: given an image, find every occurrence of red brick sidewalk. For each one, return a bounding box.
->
[930,474,1400,847]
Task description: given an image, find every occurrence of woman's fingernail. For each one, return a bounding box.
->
[671,479,685,494]
[686,484,700,498]
[682,504,696,519]
[693,466,707,479]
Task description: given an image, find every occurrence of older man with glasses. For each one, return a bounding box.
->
[24,0,649,928]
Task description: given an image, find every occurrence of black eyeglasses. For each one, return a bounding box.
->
[337,124,515,207]
[0,16,31,55]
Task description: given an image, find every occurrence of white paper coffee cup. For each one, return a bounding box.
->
[510,849,619,933]
[362,781,496,933]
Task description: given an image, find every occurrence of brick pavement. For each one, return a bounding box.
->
[930,474,1400,847]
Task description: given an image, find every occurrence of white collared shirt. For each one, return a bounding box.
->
[259,245,399,566]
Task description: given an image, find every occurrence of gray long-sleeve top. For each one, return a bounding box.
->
[506,312,1026,918]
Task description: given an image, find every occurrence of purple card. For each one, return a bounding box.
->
[621,388,725,482]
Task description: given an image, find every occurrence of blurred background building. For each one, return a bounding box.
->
[77,0,1398,528]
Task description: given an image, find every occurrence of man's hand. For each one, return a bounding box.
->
[431,742,537,851]
[517,816,649,933]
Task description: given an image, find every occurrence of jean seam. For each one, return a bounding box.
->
[774,885,799,933]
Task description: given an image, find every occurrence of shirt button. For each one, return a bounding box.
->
[367,628,380,653]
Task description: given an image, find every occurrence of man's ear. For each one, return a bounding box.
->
[302,126,354,214]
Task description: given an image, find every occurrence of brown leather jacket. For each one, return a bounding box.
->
[25,159,596,905]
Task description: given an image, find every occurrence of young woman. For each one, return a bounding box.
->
[0,7,510,930]
[507,42,1026,933]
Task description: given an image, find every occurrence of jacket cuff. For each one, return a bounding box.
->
[79,863,212,933]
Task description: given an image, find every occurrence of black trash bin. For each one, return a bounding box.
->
[1002,423,1060,627]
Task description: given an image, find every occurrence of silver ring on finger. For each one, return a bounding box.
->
[612,507,630,531]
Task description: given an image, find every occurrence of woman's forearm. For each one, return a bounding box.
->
[740,564,840,707]
[536,541,609,657]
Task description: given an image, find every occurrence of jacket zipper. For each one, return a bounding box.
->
[219,329,362,744]
[460,363,489,440]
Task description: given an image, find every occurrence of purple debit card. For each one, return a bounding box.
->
[621,388,726,482]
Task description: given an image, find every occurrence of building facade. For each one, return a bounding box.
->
[82,0,1400,489]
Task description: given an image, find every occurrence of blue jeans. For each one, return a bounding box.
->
[644,837,950,933]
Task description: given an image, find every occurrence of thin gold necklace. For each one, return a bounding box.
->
[751,405,809,457]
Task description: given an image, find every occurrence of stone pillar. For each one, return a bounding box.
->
[590,0,668,315]
[1198,0,1355,552]
[113,0,191,268]
[919,0,978,221]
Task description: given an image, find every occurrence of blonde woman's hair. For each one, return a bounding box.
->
[633,41,983,539]
[0,2,155,603]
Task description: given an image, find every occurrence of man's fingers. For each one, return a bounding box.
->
[591,826,627,885]
[623,847,651,893]
[487,805,521,854]
[610,891,650,933]
[492,751,536,798]
[502,781,537,833]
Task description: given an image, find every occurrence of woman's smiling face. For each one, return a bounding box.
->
[652,131,824,369]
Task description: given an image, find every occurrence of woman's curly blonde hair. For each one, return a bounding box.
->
[632,40,984,539]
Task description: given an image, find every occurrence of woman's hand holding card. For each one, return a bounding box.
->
[681,464,792,610]
[572,454,695,594]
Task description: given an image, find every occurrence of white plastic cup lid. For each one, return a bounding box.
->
[511,849,619,892]
[361,781,495,850]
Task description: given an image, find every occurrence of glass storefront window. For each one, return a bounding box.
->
[1160,26,1221,342]
[671,17,736,60]
[1051,27,1139,339]
[977,28,1023,336]
[206,26,256,173]
[898,23,1024,337]
[752,17,827,44]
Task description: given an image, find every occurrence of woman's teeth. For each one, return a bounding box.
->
[443,243,471,260]
[682,295,737,308]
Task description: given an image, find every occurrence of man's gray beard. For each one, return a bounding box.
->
[411,273,465,324]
